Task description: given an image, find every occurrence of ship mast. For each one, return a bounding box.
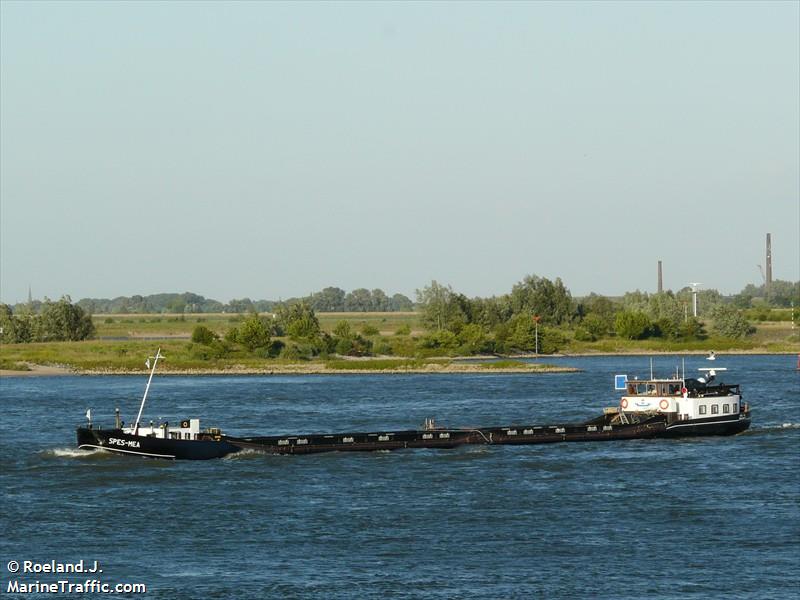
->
[133,348,164,434]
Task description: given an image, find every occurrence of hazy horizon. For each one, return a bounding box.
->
[2,1,798,304]
[9,274,794,307]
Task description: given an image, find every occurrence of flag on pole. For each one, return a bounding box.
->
[86,408,92,422]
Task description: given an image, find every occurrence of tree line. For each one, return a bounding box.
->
[411,276,775,354]
[0,297,95,344]
[186,275,796,360]
[49,288,414,315]
[3,278,796,354]
[9,280,795,317]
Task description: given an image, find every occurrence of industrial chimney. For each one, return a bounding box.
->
[657,260,663,293]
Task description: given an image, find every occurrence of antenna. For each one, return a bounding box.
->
[133,348,164,435]
[688,283,703,317]
[766,233,772,291]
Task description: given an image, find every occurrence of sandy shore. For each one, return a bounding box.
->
[0,364,76,378]
[0,362,578,377]
[3,350,794,378]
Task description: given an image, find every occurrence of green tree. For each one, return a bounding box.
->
[333,320,352,339]
[622,290,650,314]
[647,292,683,338]
[191,325,218,346]
[416,280,467,333]
[510,275,573,325]
[226,298,254,313]
[499,314,565,353]
[390,293,414,311]
[0,304,18,343]
[311,287,346,312]
[508,314,538,350]
[581,314,610,339]
[677,317,707,340]
[582,293,617,323]
[361,324,380,336]
[470,296,513,329]
[371,289,390,311]
[457,323,490,354]
[38,296,95,341]
[766,280,800,308]
[235,314,272,351]
[276,301,321,341]
[710,305,755,339]
[615,311,652,340]
[417,329,459,352]
[344,288,373,312]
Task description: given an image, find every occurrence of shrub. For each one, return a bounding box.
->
[267,340,285,357]
[335,335,372,356]
[384,335,417,357]
[279,344,303,361]
[333,320,352,339]
[457,323,490,355]
[538,327,567,354]
[234,314,271,351]
[615,311,652,340]
[394,324,412,336]
[361,324,380,336]
[191,325,218,346]
[417,330,459,351]
[581,314,609,339]
[372,340,394,355]
[335,338,353,355]
[711,305,755,339]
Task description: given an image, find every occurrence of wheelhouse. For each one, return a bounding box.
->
[123,419,202,441]
[617,368,743,421]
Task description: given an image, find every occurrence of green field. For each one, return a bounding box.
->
[92,312,423,339]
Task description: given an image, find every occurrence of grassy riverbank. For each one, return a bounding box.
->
[1,312,796,376]
[0,341,576,376]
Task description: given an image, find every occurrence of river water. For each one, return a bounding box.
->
[1,355,797,599]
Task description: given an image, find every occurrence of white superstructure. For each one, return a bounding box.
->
[617,368,742,422]
[123,419,202,440]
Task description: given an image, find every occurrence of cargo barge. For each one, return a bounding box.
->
[76,350,751,460]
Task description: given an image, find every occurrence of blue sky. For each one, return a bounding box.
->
[1,1,798,303]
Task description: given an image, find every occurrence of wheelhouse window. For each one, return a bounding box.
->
[711,404,719,414]
[733,403,738,412]
[699,405,707,415]
[723,404,730,414]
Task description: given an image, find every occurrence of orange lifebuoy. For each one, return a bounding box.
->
[621,398,628,409]
[659,399,669,410]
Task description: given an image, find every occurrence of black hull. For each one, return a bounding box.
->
[76,427,240,460]
[77,412,751,459]
[223,412,736,456]
[662,413,752,438]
